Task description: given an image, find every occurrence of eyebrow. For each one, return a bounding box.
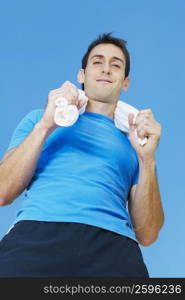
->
[90,54,125,65]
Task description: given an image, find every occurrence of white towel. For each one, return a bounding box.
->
[114,101,147,146]
[54,90,88,127]
[54,89,147,146]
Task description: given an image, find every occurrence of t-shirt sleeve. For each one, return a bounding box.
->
[6,109,43,152]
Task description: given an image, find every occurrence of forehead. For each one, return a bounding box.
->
[88,43,125,61]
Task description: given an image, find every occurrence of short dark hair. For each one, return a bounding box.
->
[81,32,130,90]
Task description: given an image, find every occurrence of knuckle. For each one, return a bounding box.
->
[145,108,152,113]
[140,109,152,114]
[63,81,71,87]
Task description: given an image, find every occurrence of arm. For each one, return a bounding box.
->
[0,81,83,206]
[128,158,164,247]
[127,109,164,247]
[0,121,53,206]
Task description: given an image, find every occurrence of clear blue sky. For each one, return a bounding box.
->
[0,0,184,278]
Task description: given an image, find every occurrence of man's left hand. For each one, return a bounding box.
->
[128,109,162,162]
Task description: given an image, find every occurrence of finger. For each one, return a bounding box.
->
[135,114,155,126]
[128,113,136,130]
[139,109,153,115]
[50,83,72,94]
[137,124,160,139]
[76,99,84,109]
[136,118,155,130]
[140,109,155,120]
[59,80,73,88]
[128,127,140,150]
[136,117,159,131]
[51,96,67,107]
[49,92,66,99]
[137,128,148,139]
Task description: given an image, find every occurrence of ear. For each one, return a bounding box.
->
[77,69,85,84]
[121,77,130,91]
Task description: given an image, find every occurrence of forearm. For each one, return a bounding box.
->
[0,121,53,205]
[130,158,164,246]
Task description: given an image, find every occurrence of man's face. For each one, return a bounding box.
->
[78,43,130,103]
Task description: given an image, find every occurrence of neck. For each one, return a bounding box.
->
[85,98,117,120]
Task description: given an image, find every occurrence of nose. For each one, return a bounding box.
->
[101,63,111,75]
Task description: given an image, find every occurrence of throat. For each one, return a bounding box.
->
[85,99,117,120]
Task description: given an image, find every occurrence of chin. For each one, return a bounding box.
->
[95,95,113,103]
[85,88,114,102]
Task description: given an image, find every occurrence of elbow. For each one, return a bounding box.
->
[137,232,159,247]
[0,192,13,206]
[0,198,12,206]
[0,190,23,206]
[0,197,7,206]
[0,183,23,206]
[137,217,165,247]
[139,237,157,247]
[0,192,5,206]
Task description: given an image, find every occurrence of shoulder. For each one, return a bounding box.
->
[15,109,44,129]
[24,109,44,123]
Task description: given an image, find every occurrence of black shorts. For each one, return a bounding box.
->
[0,221,149,278]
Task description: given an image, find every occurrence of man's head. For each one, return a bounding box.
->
[77,33,130,103]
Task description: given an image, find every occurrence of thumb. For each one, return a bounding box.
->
[128,113,136,131]
[128,113,140,150]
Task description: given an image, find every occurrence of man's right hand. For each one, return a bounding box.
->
[40,81,84,132]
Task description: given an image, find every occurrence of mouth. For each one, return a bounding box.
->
[96,79,112,83]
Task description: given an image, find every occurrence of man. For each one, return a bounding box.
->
[0,33,164,277]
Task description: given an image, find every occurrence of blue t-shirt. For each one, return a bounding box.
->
[7,109,139,241]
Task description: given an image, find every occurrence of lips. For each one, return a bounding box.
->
[96,79,112,83]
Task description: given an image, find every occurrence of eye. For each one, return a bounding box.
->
[93,61,102,64]
[113,64,120,68]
